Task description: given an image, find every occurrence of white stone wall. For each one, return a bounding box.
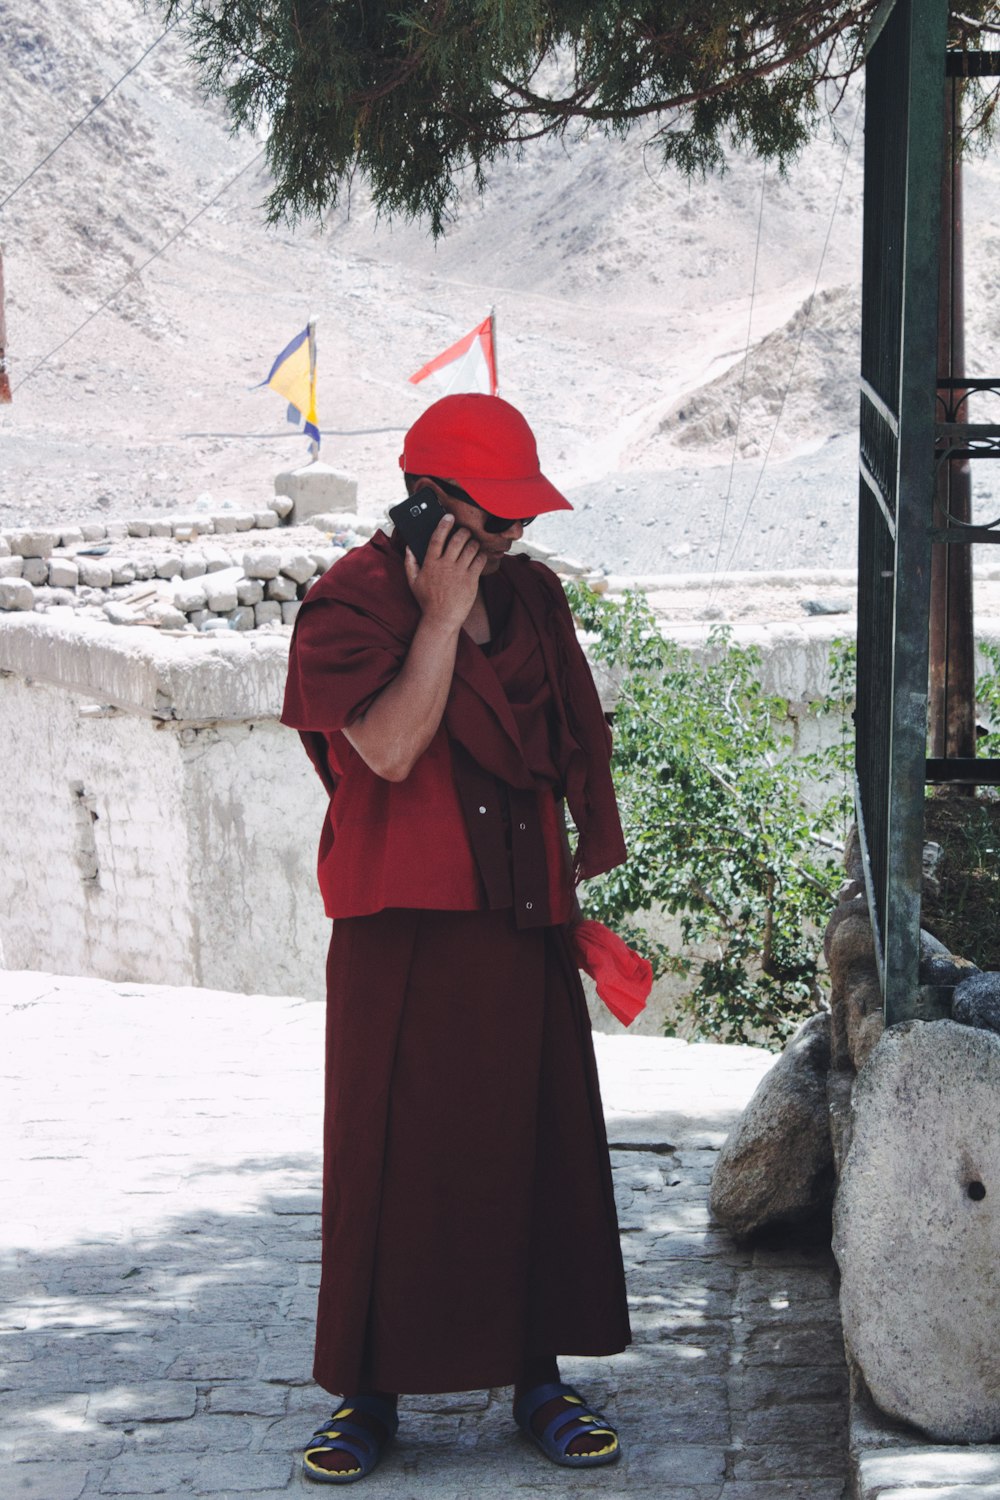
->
[2,675,195,985]
[0,609,862,1029]
[0,614,329,1000]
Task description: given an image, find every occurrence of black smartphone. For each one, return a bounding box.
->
[388,487,448,565]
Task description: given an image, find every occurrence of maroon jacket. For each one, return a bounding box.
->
[281,529,625,922]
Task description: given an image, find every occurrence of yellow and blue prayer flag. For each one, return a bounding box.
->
[260,322,319,449]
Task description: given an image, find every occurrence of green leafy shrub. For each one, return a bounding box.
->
[566,583,854,1048]
[976,639,1000,756]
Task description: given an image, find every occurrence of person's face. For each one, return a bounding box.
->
[416,478,531,575]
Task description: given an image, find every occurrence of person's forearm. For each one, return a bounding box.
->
[342,614,462,781]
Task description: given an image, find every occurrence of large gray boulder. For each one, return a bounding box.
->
[834,1020,1000,1442]
[709,1011,834,1237]
[953,971,1000,1036]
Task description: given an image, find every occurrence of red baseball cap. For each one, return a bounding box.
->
[400,394,572,519]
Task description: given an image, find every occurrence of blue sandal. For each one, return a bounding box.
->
[302,1393,399,1485]
[514,1380,621,1468]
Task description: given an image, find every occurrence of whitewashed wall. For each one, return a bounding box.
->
[0,615,329,999]
[0,609,862,1024]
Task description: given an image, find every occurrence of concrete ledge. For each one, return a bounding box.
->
[0,612,290,721]
[851,1361,1000,1497]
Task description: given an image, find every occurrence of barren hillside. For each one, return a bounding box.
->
[2,1,999,573]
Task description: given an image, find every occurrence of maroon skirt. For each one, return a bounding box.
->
[313,907,631,1395]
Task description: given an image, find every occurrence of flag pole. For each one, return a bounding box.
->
[489,305,498,397]
[307,316,319,462]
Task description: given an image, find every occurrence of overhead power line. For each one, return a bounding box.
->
[710,94,865,595]
[0,15,183,214]
[12,150,266,393]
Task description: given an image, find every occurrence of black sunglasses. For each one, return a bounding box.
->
[430,476,535,534]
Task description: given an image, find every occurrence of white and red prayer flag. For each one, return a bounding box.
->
[408,313,498,398]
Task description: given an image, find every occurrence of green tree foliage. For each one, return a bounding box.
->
[566,583,855,1048]
[162,0,1000,234]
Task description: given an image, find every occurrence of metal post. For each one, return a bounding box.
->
[929,76,975,767]
[883,0,947,1024]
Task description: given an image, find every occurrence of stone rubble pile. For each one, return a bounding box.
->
[0,497,591,633]
[0,496,371,633]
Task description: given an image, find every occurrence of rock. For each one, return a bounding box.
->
[172,517,208,540]
[0,579,35,611]
[236,579,264,606]
[920,928,950,961]
[150,520,173,538]
[111,562,137,586]
[281,600,301,625]
[825,898,880,1071]
[228,606,256,632]
[213,514,239,534]
[921,952,980,987]
[709,1011,834,1236]
[266,574,298,602]
[146,600,187,630]
[76,559,114,589]
[269,493,294,519]
[254,601,282,628]
[232,512,257,531]
[953,972,1000,1035]
[173,579,209,613]
[181,552,208,580]
[311,547,344,573]
[22,557,49,586]
[58,527,84,548]
[279,551,317,585]
[103,603,137,625]
[0,535,9,556]
[243,549,281,580]
[254,510,279,529]
[154,554,184,579]
[9,529,57,558]
[802,597,851,616]
[852,1009,884,1069]
[0,556,24,578]
[188,609,210,630]
[923,840,944,897]
[80,523,107,542]
[274,461,357,523]
[204,579,239,613]
[127,519,152,537]
[843,824,865,885]
[824,883,868,963]
[133,559,156,581]
[826,910,875,987]
[835,1020,1000,1442]
[106,522,128,541]
[202,546,232,572]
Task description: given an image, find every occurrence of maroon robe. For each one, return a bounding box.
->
[283,536,632,1394]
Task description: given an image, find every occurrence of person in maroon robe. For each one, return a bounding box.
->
[281,394,632,1484]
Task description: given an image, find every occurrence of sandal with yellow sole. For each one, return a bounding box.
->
[302,1394,398,1485]
[514,1381,621,1468]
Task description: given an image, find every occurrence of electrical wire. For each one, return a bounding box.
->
[0,16,185,214]
[712,94,865,586]
[707,163,768,592]
[11,150,265,393]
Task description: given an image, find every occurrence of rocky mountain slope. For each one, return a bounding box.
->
[2,0,999,574]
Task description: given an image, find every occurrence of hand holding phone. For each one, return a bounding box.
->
[388,487,448,565]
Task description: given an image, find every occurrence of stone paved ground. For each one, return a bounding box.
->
[2,970,849,1500]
